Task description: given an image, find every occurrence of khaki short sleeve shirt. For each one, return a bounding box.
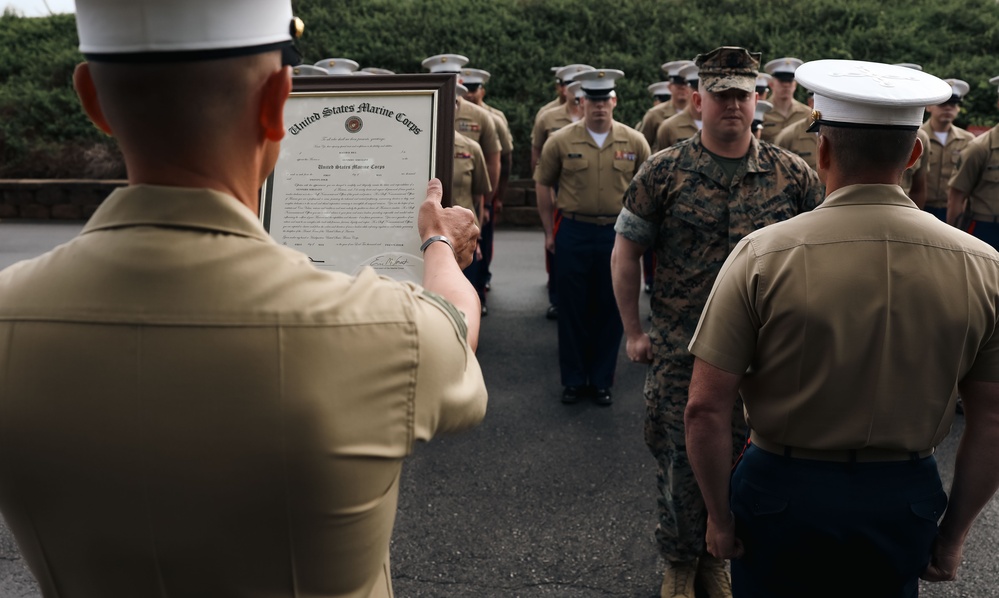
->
[534,120,651,215]
[456,99,501,155]
[690,184,999,451]
[483,103,514,154]
[655,108,699,153]
[760,99,811,144]
[453,132,492,223]
[0,186,487,598]
[949,125,999,217]
[921,122,974,208]
[638,101,679,148]
[772,119,818,171]
[531,104,576,149]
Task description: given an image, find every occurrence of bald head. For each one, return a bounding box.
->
[88,52,284,158]
[75,51,291,203]
[821,127,917,178]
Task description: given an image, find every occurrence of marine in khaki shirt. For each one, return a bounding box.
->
[920,79,975,219]
[531,82,583,171]
[534,68,650,405]
[455,98,502,157]
[535,118,650,218]
[690,184,999,450]
[772,115,817,170]
[534,64,590,126]
[687,60,999,597]
[922,122,973,213]
[948,126,999,234]
[0,26,488,598]
[760,57,811,143]
[654,105,701,152]
[422,54,502,194]
[635,80,673,130]
[947,73,999,232]
[453,131,492,225]
[637,60,695,148]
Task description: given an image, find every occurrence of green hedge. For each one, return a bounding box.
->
[2,0,998,178]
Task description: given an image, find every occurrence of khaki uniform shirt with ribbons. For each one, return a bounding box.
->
[638,100,680,148]
[0,186,488,598]
[531,103,578,150]
[654,108,700,153]
[900,128,931,196]
[760,99,811,144]
[534,120,650,216]
[949,125,999,219]
[920,122,974,209]
[690,184,999,452]
[773,118,818,171]
[453,131,492,224]
[456,98,501,155]
[482,102,514,154]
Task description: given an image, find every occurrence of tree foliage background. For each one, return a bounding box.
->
[1,0,997,178]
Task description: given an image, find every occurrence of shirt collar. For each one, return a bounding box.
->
[685,132,769,174]
[81,185,272,243]
[816,184,917,210]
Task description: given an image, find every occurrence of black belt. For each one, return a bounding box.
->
[749,431,933,463]
[561,212,618,226]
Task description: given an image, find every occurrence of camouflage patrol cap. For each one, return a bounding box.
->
[694,46,761,93]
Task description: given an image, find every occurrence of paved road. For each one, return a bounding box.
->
[0,222,996,597]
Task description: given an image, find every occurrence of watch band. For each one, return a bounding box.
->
[420,235,455,254]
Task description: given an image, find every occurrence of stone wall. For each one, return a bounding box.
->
[0,179,542,228]
[0,180,126,221]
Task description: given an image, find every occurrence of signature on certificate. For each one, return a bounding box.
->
[370,255,411,268]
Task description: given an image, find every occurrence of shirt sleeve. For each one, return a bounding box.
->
[478,112,502,155]
[531,114,547,149]
[614,207,656,247]
[948,140,987,194]
[687,236,762,374]
[471,144,492,196]
[411,290,488,443]
[534,136,562,187]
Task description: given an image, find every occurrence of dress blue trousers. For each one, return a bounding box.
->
[730,444,946,598]
[554,218,623,388]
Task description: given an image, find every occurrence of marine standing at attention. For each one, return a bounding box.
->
[686,59,999,598]
[535,68,650,406]
[611,47,822,598]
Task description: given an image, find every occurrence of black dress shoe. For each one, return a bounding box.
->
[593,388,612,406]
[481,304,488,316]
[562,386,585,404]
[546,304,558,320]
[643,283,652,294]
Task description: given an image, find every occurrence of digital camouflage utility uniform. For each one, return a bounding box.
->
[615,131,823,562]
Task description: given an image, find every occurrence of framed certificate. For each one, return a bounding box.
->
[260,74,455,282]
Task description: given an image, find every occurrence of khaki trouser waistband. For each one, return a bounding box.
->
[749,430,933,463]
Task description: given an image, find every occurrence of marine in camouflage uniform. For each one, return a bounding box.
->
[620,130,821,558]
[612,46,823,598]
